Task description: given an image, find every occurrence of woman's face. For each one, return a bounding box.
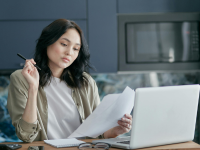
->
[47,28,81,72]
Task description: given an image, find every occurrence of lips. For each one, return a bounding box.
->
[62,58,70,63]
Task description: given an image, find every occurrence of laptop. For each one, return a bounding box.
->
[92,84,200,149]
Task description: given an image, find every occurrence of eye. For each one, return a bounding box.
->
[61,43,67,46]
[74,48,80,51]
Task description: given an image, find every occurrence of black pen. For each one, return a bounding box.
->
[17,53,41,70]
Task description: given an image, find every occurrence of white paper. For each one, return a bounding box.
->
[68,86,135,138]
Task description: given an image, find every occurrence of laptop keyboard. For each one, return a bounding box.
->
[117,141,130,144]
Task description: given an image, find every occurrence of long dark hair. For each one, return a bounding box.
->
[34,19,93,88]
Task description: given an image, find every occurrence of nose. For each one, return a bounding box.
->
[65,46,74,55]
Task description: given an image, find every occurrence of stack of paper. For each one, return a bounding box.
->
[44,138,85,148]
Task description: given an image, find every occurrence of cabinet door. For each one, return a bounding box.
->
[88,0,117,73]
[0,0,87,70]
[0,0,86,20]
[117,0,200,13]
[0,20,87,70]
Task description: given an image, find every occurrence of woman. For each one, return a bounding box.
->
[7,19,132,142]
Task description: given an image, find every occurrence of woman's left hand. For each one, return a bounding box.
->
[104,113,132,138]
[114,113,132,135]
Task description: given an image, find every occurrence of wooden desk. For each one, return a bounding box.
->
[2,140,200,150]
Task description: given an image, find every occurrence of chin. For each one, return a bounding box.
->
[57,62,67,68]
[60,64,71,69]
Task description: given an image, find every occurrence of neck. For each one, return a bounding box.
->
[49,66,64,78]
[52,70,63,78]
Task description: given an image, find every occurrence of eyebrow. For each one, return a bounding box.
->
[62,38,81,46]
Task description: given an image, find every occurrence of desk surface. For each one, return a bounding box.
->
[2,140,200,150]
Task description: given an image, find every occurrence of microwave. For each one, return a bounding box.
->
[118,13,200,72]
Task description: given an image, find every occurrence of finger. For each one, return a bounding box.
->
[22,61,32,75]
[24,60,29,67]
[33,66,38,73]
[125,114,132,120]
[30,58,36,65]
[27,61,35,69]
[128,124,132,129]
[118,122,131,131]
[22,66,28,75]
[24,60,31,68]
[25,64,32,72]
[120,125,128,131]
[23,60,30,70]
[24,61,34,73]
[121,123,131,130]
[121,117,132,125]
[23,65,30,74]
[25,59,35,68]
[118,120,131,128]
[23,64,27,68]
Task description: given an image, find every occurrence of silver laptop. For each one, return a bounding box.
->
[92,84,200,149]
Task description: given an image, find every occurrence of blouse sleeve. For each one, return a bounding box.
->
[7,71,41,142]
[92,79,101,111]
[84,73,104,139]
[92,81,105,139]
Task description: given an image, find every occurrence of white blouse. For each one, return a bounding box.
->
[44,77,81,139]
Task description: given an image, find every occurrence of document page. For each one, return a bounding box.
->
[68,86,135,138]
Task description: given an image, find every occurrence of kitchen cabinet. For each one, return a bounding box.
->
[0,0,87,71]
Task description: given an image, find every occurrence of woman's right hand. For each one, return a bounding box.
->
[21,59,39,88]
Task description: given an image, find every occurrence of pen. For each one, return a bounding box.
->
[17,53,41,70]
